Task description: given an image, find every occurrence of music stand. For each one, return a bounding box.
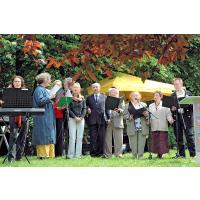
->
[2,88,33,108]
[2,88,32,164]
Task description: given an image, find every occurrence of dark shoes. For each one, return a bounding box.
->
[16,157,22,161]
[8,158,15,163]
[172,154,186,159]
[157,154,163,159]
[101,154,109,159]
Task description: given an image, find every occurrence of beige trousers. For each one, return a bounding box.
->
[128,132,147,158]
[104,123,123,156]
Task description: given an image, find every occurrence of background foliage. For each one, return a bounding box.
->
[0,34,199,95]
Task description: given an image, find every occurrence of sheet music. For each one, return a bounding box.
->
[49,85,61,97]
[105,96,121,110]
[65,89,73,97]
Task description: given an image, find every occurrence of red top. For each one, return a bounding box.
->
[53,103,63,119]
[53,93,64,119]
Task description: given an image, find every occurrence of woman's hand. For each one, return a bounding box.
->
[57,107,62,110]
[61,105,67,110]
[114,108,123,113]
[75,117,82,122]
[87,107,91,114]
[169,119,175,125]
[106,119,111,124]
[0,100,4,106]
[142,110,149,117]
[50,94,56,100]
[129,114,134,120]
[57,105,66,110]
[171,106,176,111]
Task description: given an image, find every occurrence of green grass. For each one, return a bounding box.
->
[0,150,200,167]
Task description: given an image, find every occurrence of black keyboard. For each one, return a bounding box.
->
[0,108,45,116]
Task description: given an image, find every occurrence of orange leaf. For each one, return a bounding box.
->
[67,58,73,66]
[72,57,80,64]
[54,61,62,68]
[46,57,56,68]
[95,65,101,70]
[22,40,42,56]
[34,41,42,49]
[101,66,107,70]
[72,70,82,81]
[87,69,97,81]
[144,50,153,56]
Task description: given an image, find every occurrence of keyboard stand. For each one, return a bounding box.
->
[0,126,9,151]
[0,117,10,152]
[2,113,31,164]
[0,107,45,164]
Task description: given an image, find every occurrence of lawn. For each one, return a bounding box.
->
[0,150,200,167]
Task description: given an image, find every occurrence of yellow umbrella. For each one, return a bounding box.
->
[87,72,174,102]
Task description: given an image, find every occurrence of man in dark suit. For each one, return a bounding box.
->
[171,78,196,158]
[86,83,110,157]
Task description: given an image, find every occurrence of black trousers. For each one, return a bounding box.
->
[63,115,69,156]
[8,117,28,161]
[89,122,106,156]
[174,115,196,157]
[55,118,64,157]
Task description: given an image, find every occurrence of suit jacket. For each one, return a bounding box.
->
[149,102,173,132]
[123,102,149,136]
[171,90,193,127]
[86,93,110,125]
[110,100,125,129]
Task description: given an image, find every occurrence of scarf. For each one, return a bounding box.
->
[73,96,84,102]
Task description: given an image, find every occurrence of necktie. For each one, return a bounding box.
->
[95,94,98,103]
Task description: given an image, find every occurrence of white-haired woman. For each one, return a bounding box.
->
[124,92,149,159]
[67,82,86,159]
[104,87,125,158]
[32,72,56,159]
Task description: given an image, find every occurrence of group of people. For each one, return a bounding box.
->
[0,73,196,162]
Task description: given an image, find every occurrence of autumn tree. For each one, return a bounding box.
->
[0,34,194,89]
[44,34,192,82]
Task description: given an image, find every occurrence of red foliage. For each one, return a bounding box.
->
[105,70,112,77]
[20,34,192,82]
[22,40,42,56]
